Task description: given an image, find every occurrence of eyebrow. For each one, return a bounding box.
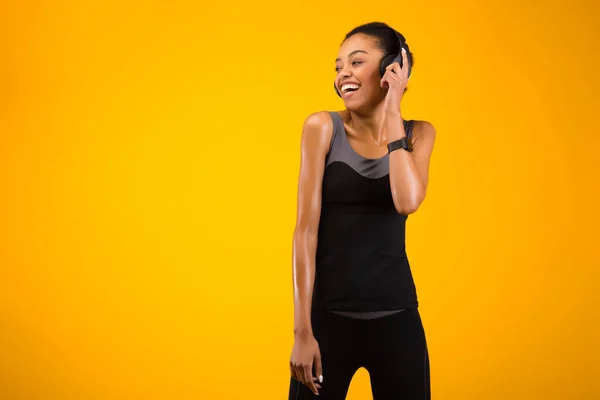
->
[335,49,368,62]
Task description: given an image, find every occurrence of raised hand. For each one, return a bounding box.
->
[380,48,409,115]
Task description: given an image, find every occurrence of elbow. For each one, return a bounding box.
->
[293,226,319,248]
[393,188,426,215]
[395,202,420,215]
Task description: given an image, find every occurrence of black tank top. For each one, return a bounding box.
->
[311,111,419,313]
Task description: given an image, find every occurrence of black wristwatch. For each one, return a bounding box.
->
[387,137,413,153]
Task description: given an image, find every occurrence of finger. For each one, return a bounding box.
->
[303,365,319,395]
[295,363,305,383]
[382,71,399,87]
[312,376,321,389]
[315,351,323,384]
[401,48,409,78]
[302,365,317,394]
[388,69,400,82]
[290,363,299,381]
[296,364,306,386]
[386,61,400,70]
[386,61,400,75]
[381,69,397,86]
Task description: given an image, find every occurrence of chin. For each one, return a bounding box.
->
[344,97,373,113]
[343,91,380,113]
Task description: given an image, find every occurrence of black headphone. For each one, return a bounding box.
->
[334,29,413,98]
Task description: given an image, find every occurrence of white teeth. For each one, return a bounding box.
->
[341,83,360,93]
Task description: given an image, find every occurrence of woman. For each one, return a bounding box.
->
[288,22,436,399]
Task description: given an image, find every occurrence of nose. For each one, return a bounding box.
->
[339,65,352,78]
[337,67,351,88]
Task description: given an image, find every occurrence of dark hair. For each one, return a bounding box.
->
[343,22,414,91]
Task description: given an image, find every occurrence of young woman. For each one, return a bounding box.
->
[288,22,436,399]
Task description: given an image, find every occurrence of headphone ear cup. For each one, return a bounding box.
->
[334,81,341,97]
[380,54,397,77]
[381,51,413,79]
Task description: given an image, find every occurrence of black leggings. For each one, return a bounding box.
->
[288,308,430,400]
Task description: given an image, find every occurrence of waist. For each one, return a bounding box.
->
[317,206,407,254]
[313,203,416,311]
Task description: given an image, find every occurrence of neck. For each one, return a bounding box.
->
[347,102,398,144]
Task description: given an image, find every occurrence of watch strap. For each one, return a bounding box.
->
[387,137,413,153]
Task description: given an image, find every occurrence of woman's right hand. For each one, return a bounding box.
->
[290,333,323,395]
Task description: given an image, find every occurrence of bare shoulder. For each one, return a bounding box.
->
[300,111,335,153]
[411,119,436,145]
[302,110,334,134]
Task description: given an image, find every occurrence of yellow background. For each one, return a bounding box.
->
[1,0,599,399]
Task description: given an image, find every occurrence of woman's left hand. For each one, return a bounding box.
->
[380,48,409,115]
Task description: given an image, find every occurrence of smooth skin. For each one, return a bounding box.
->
[289,33,436,396]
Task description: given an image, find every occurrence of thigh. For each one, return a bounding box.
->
[364,309,430,400]
[288,310,362,400]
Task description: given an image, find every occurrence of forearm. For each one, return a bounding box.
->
[292,230,317,337]
[386,112,425,214]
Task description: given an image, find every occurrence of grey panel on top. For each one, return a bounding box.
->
[325,112,414,180]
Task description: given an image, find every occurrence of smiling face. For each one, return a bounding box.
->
[335,33,386,112]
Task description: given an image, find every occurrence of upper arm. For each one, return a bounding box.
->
[294,111,334,235]
[411,120,436,193]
